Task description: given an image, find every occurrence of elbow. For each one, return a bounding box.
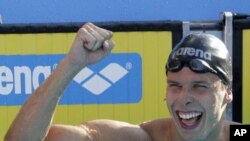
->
[4,130,25,141]
[4,132,15,141]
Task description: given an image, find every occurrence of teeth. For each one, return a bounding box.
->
[178,111,202,119]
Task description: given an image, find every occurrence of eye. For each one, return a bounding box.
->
[193,83,209,89]
[167,82,183,94]
[168,82,182,89]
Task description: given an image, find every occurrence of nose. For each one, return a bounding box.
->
[178,87,193,107]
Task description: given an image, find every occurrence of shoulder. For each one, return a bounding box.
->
[140,118,174,131]
[46,119,152,141]
[223,120,241,131]
[82,119,152,141]
[140,118,175,141]
[219,120,242,141]
[140,118,173,129]
[223,120,242,131]
[225,120,242,125]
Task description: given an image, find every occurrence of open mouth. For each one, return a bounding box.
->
[176,111,203,130]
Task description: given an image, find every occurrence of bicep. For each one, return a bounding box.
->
[44,124,92,141]
[44,120,152,141]
[84,119,152,141]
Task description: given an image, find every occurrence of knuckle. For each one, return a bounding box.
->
[105,31,113,39]
[98,35,105,42]
[108,31,113,37]
[83,23,91,28]
[77,28,87,36]
[85,22,93,26]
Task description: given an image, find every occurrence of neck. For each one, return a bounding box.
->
[202,118,228,141]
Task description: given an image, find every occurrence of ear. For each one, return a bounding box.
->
[225,88,233,103]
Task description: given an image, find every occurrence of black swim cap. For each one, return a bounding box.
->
[166,33,232,86]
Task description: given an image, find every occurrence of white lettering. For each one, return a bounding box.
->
[204,52,211,60]
[195,49,203,58]
[234,129,241,136]
[0,66,14,95]
[187,48,195,56]
[234,129,247,136]
[173,47,212,61]
[14,66,32,94]
[0,65,53,95]
[241,129,247,136]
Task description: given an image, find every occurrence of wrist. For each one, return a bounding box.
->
[56,57,85,78]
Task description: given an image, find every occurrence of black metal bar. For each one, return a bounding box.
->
[0,21,182,34]
[232,29,243,123]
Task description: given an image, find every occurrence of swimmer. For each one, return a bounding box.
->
[5,23,239,141]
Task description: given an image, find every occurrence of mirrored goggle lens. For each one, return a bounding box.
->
[166,59,217,74]
[189,59,217,74]
[166,59,182,72]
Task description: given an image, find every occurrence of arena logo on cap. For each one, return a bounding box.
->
[0,53,142,105]
[173,47,212,61]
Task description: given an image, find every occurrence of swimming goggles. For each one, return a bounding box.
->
[166,58,217,74]
[166,58,230,85]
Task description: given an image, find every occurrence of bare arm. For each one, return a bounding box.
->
[4,23,114,141]
[44,120,152,141]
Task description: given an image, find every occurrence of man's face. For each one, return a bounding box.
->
[166,67,232,141]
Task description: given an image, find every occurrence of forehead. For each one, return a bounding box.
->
[167,67,220,83]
